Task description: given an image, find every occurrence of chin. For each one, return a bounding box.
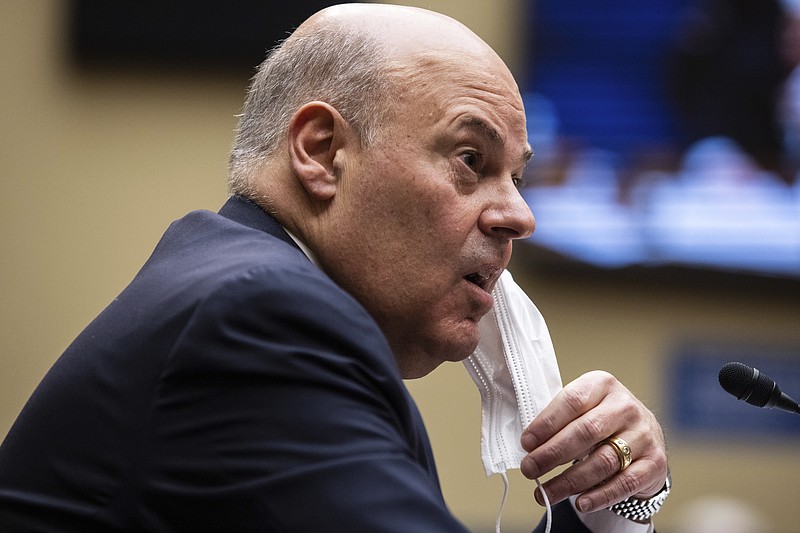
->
[397,338,479,380]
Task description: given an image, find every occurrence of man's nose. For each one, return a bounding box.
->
[478,184,536,240]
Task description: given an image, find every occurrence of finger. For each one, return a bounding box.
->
[531,434,634,507]
[573,460,655,513]
[520,414,600,480]
[521,371,617,452]
[536,433,668,513]
[520,386,638,479]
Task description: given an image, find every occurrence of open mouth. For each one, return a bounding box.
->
[464,266,502,293]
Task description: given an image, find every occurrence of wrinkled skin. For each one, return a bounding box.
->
[263,2,670,518]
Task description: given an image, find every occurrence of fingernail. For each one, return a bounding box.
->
[534,487,545,506]
[576,497,591,513]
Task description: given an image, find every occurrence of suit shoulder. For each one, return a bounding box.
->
[194,260,387,356]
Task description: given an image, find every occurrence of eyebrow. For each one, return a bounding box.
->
[457,115,533,165]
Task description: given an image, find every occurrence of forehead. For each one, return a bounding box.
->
[388,51,529,155]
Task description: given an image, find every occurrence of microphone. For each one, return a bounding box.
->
[718,362,800,415]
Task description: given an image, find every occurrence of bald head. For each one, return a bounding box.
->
[227,3,516,200]
[298,3,495,61]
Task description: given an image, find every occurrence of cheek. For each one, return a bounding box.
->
[357,153,479,269]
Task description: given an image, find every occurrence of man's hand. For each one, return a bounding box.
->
[519,370,668,514]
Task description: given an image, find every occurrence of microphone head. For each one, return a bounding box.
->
[718,361,775,408]
[718,362,754,399]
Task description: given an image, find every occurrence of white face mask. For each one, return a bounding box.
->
[463,269,563,477]
[464,270,562,533]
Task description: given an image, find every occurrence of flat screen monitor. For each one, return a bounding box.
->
[520,0,800,285]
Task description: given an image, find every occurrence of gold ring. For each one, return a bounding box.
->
[603,436,632,473]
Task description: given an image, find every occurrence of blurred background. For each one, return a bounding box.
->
[1,1,798,531]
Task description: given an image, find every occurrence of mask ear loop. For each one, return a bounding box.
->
[495,472,510,533]
[535,477,552,533]
[494,474,552,533]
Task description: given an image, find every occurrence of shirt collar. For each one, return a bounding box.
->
[283,227,322,269]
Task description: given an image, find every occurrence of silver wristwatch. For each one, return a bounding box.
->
[608,472,671,521]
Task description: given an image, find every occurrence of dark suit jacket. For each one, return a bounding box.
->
[0,196,585,532]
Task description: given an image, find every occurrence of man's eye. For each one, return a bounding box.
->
[460,151,481,171]
[512,175,527,189]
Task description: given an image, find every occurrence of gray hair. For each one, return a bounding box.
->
[228,24,393,197]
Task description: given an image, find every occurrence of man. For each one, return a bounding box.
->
[0,4,668,531]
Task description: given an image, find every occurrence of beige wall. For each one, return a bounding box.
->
[1,1,799,532]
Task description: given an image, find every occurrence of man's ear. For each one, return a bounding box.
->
[287,101,349,201]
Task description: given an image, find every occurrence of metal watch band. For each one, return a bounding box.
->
[608,472,671,521]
